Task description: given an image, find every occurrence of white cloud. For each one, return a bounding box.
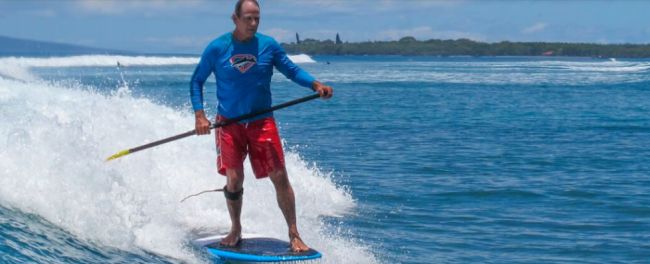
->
[27,9,57,18]
[376,0,464,10]
[271,0,355,13]
[268,0,463,15]
[76,0,205,15]
[265,28,295,43]
[77,0,121,14]
[378,26,485,41]
[263,27,341,43]
[141,36,213,50]
[522,22,547,34]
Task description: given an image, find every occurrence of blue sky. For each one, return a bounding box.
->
[1,0,650,54]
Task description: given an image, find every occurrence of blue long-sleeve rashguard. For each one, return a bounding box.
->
[190,32,315,122]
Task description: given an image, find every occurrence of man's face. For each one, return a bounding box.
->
[234,1,260,40]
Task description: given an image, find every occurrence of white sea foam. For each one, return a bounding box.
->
[307,59,650,85]
[0,55,199,67]
[531,60,650,72]
[0,54,315,82]
[0,54,314,68]
[0,77,375,263]
[0,65,36,82]
[289,53,317,63]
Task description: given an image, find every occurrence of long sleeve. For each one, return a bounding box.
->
[190,46,216,112]
[271,41,315,89]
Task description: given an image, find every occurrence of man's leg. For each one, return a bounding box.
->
[221,168,245,246]
[268,168,309,252]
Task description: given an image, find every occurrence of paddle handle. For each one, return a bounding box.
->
[107,93,321,161]
[210,93,321,128]
[130,129,196,153]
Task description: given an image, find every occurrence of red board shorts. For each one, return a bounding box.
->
[215,115,285,179]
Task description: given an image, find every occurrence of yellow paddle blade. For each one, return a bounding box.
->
[105,149,131,161]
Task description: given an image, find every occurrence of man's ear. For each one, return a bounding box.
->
[231,13,237,23]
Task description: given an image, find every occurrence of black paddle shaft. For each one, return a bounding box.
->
[128,93,321,154]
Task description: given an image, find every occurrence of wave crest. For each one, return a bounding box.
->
[0,77,373,263]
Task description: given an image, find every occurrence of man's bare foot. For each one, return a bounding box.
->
[220,230,241,247]
[289,235,309,252]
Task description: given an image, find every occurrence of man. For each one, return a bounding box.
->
[189,0,333,252]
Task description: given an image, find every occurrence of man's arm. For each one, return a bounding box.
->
[190,46,216,135]
[272,41,333,99]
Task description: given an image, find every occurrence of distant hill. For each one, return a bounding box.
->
[0,35,128,56]
[284,37,650,58]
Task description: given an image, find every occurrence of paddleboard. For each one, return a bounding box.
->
[198,237,321,262]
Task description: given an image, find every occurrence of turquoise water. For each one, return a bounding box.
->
[2,55,650,263]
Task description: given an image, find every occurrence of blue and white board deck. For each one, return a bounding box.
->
[198,237,321,262]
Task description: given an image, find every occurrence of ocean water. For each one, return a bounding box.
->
[1,55,650,264]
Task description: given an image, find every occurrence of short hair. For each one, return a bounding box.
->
[234,0,259,17]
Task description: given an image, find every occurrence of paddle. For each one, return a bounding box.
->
[105,93,321,161]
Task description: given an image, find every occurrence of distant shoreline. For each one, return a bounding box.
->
[4,34,650,58]
[282,37,650,58]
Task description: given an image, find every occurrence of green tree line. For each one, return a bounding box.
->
[282,37,650,58]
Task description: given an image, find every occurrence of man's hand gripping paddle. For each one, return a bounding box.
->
[105,93,321,161]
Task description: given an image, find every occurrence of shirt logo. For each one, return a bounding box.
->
[230,54,257,73]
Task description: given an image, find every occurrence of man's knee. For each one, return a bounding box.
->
[225,168,244,201]
[269,169,290,186]
[226,168,245,189]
